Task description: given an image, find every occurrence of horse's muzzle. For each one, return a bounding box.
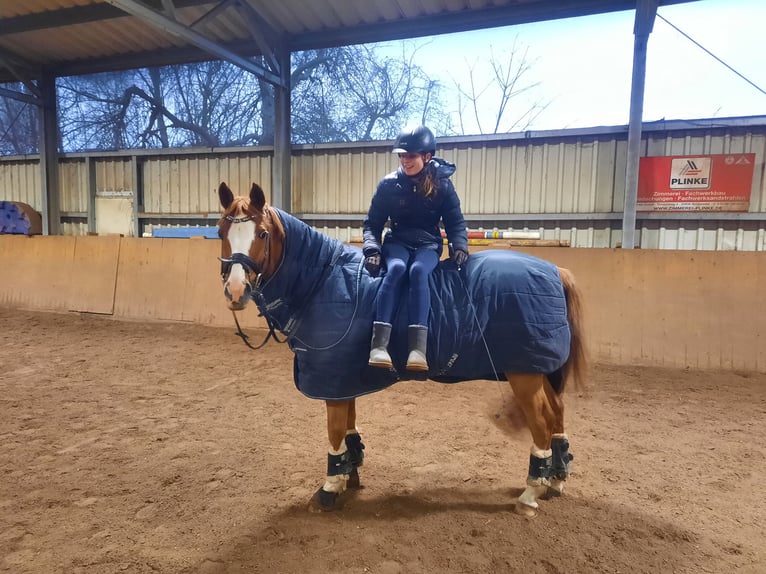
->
[224,281,252,310]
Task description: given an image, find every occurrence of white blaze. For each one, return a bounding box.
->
[227,219,256,286]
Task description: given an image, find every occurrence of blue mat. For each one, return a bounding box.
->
[152,226,218,239]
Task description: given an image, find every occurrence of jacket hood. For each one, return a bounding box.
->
[396,156,456,181]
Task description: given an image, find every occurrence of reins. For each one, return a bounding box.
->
[230,309,287,350]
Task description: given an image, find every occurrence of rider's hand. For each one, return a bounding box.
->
[453,249,469,269]
[365,253,381,277]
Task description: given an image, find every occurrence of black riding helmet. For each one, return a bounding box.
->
[392,125,436,156]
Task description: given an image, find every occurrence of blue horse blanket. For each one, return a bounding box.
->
[252,210,571,400]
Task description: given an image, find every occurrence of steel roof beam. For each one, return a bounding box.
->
[161,0,178,19]
[0,47,42,96]
[235,0,281,72]
[0,85,41,106]
[189,0,237,29]
[288,0,696,50]
[0,0,212,35]
[103,0,283,85]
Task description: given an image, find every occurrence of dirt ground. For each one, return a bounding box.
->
[0,308,764,574]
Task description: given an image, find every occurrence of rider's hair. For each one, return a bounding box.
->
[418,159,436,199]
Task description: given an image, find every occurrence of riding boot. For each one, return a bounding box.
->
[368,322,393,368]
[406,324,429,371]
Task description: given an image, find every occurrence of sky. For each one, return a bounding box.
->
[380,0,766,133]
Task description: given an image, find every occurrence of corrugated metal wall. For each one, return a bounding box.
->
[2,120,765,249]
[0,158,39,206]
[141,152,272,216]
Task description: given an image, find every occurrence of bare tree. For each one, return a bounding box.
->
[291,44,449,143]
[0,85,39,155]
[450,39,549,134]
[56,62,265,150]
[2,36,546,154]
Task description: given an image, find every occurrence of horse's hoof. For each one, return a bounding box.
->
[513,500,539,518]
[309,488,340,512]
[347,469,361,489]
[548,480,565,497]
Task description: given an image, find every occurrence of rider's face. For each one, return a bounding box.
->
[398,152,430,176]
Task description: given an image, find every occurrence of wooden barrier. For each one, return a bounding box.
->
[68,235,121,314]
[0,236,763,372]
[0,235,76,311]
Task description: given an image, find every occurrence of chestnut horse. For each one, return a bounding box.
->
[217,182,588,516]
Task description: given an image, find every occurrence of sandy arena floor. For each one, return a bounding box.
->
[0,308,764,574]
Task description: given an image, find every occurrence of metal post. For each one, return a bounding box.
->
[271,44,291,211]
[622,0,658,249]
[86,157,97,234]
[38,74,60,235]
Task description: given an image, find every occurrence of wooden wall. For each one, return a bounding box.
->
[1,236,763,372]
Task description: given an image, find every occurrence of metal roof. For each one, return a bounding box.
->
[0,0,697,84]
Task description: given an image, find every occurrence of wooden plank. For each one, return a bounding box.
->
[0,236,76,311]
[507,239,570,247]
[181,238,266,328]
[68,235,120,314]
[113,237,190,321]
[0,236,33,308]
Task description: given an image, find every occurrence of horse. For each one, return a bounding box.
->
[216,181,588,516]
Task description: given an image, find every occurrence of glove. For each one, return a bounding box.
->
[453,249,469,268]
[365,253,381,277]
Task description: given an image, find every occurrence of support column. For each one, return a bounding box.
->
[271,44,291,211]
[621,0,658,249]
[38,74,60,235]
[86,157,97,234]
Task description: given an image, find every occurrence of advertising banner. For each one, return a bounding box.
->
[637,153,755,212]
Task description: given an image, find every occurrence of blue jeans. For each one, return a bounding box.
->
[376,242,439,326]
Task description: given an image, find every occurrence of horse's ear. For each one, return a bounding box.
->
[219,182,234,209]
[249,183,266,211]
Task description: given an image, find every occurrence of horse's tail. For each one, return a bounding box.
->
[557,266,589,395]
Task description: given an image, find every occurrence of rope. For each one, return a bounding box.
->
[454,265,500,382]
[657,13,766,97]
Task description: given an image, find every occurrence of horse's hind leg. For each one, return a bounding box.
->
[542,380,572,496]
[507,373,558,517]
[312,400,356,511]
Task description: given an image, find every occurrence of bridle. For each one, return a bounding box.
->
[218,212,267,281]
[218,208,287,350]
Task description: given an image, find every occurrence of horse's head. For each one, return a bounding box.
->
[217,182,283,311]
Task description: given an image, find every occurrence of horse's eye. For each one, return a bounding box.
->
[258,230,268,239]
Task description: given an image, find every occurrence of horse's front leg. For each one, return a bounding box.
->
[507,373,562,517]
[312,399,363,511]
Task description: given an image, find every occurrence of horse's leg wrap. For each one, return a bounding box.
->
[516,446,553,514]
[345,431,365,468]
[326,447,353,479]
[345,430,365,489]
[314,445,352,511]
[551,433,573,480]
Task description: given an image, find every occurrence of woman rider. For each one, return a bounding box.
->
[362,125,469,372]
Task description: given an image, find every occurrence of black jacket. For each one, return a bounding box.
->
[362,157,468,257]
